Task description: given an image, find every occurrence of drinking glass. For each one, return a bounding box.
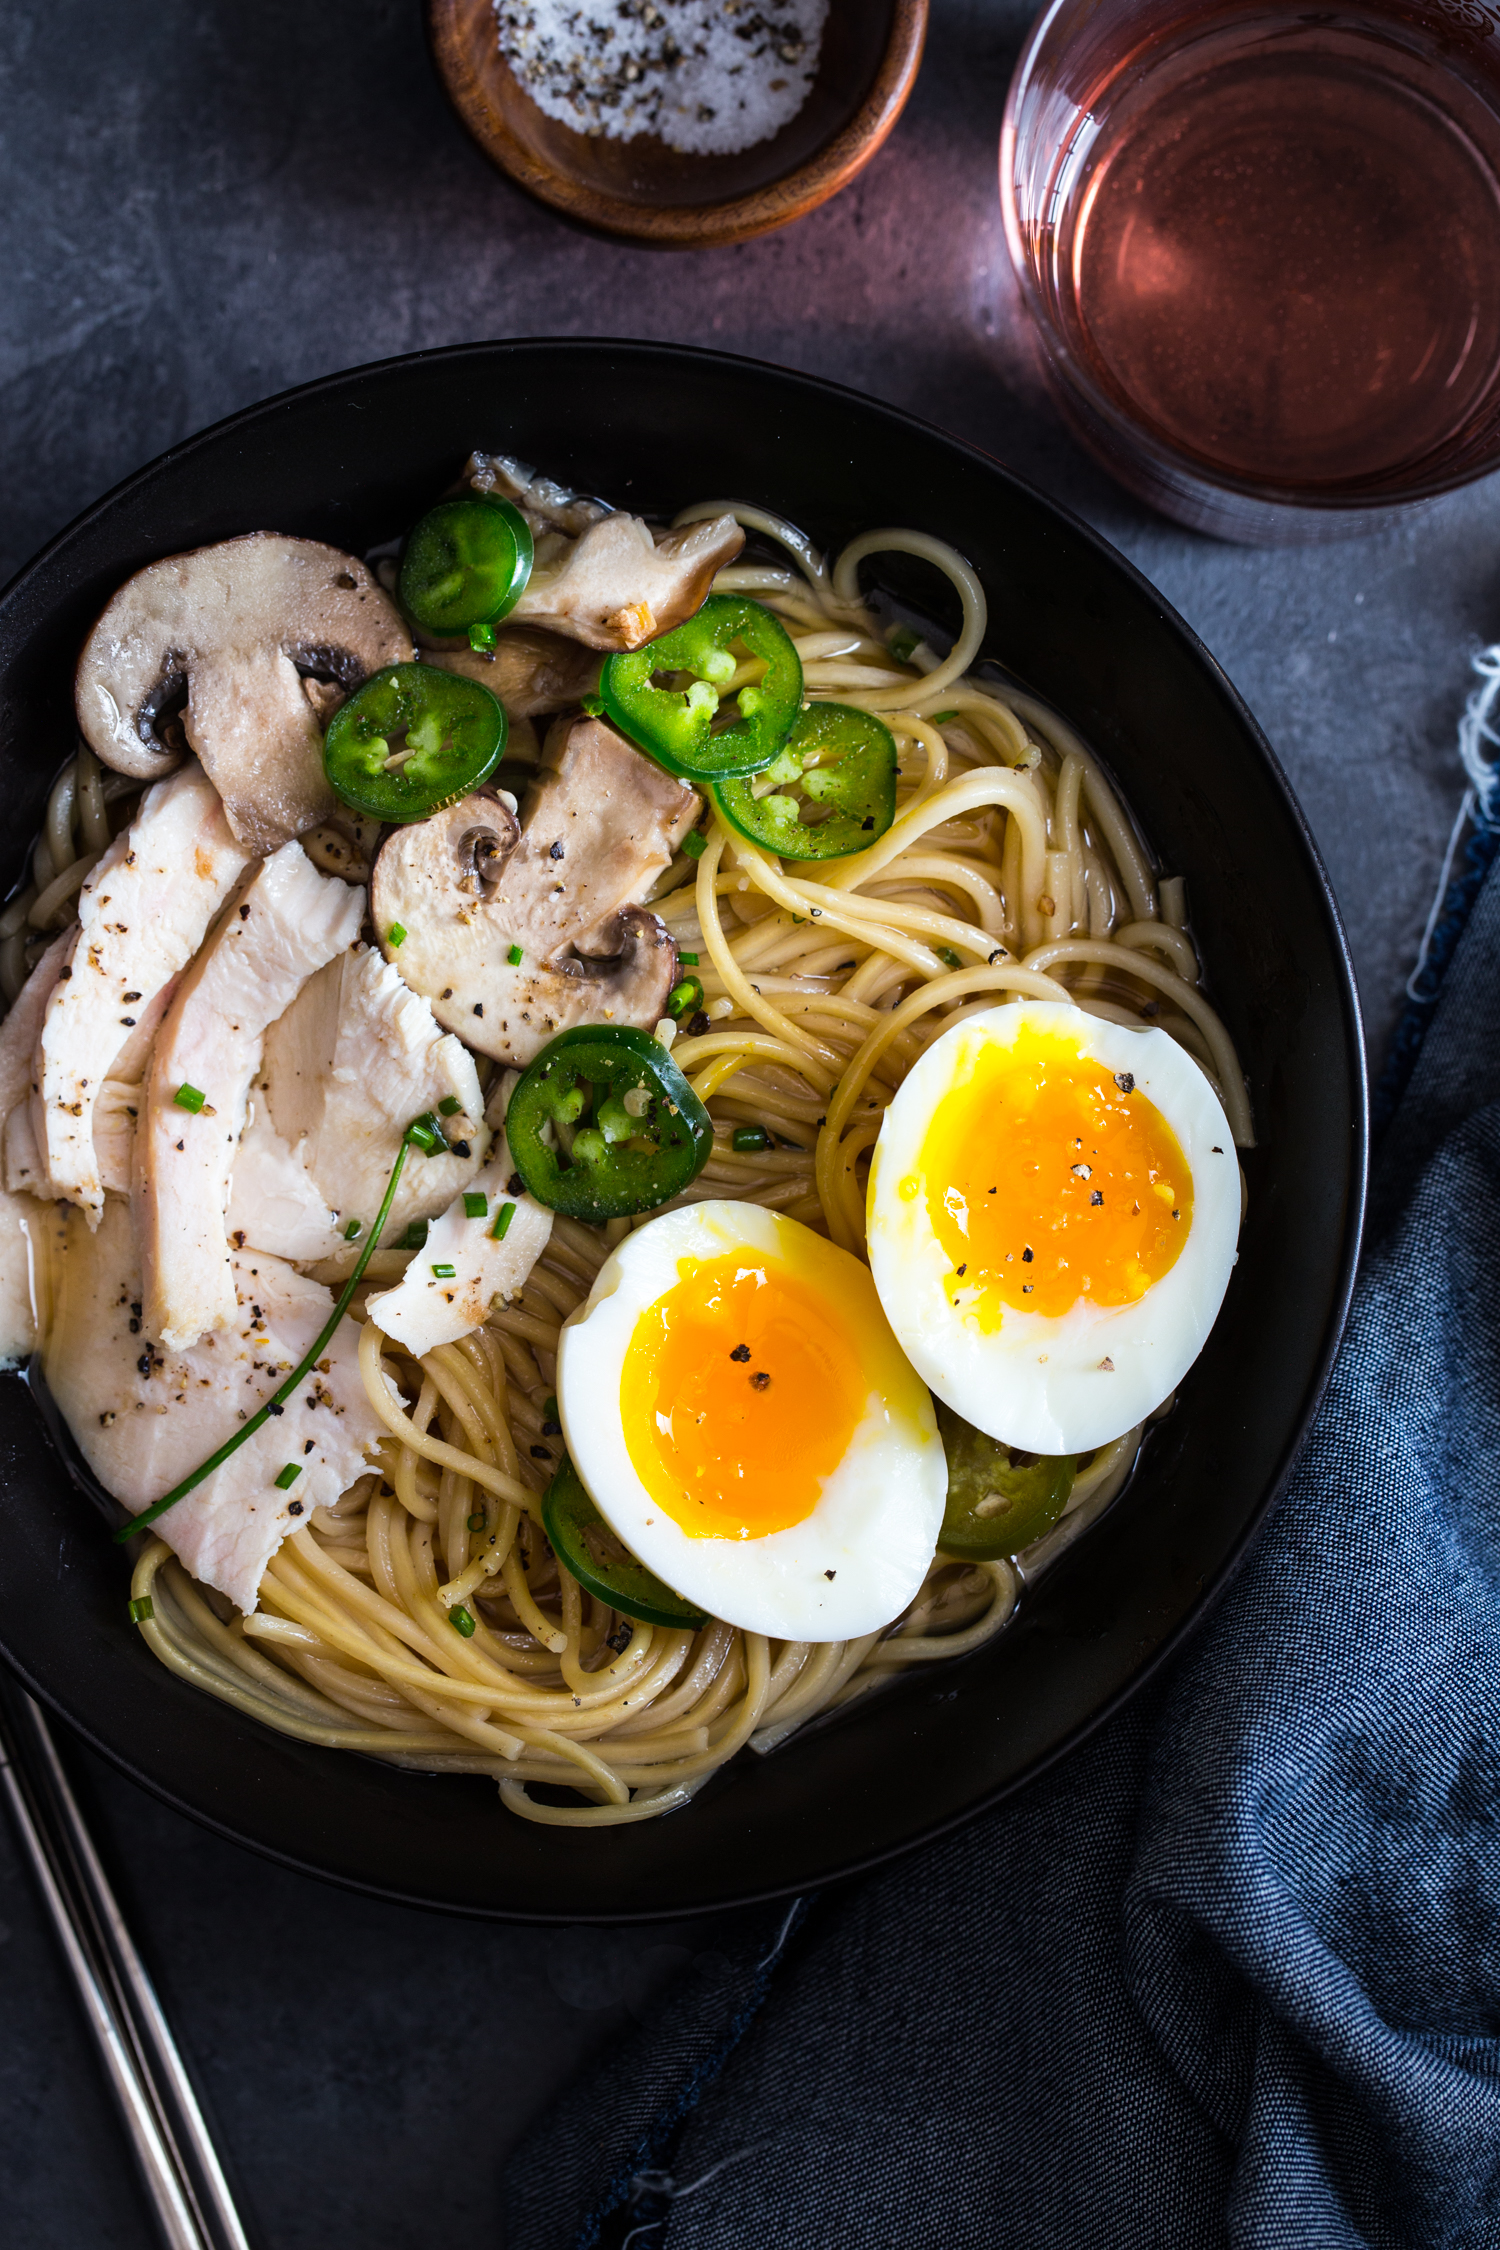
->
[1002,0,1500,540]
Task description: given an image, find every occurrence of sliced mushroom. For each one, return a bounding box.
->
[75,533,413,853]
[464,451,745,653]
[422,623,602,715]
[371,715,698,1065]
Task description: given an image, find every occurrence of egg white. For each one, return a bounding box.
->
[866,999,1240,1456]
[556,1200,947,1642]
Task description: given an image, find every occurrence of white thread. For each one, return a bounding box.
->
[1405,643,1500,1004]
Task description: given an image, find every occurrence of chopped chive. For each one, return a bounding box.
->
[732,1125,770,1153]
[507,942,524,967]
[463,1191,488,1219]
[274,1463,302,1490]
[405,1111,446,1157]
[449,1605,477,1638]
[491,1201,516,1241]
[401,1218,429,1250]
[343,1218,362,1242]
[128,1595,154,1624]
[679,952,700,966]
[682,829,708,859]
[431,1261,456,1278]
[933,710,959,724]
[467,1509,486,1532]
[579,693,606,718]
[667,976,703,1019]
[468,620,496,653]
[938,946,964,970]
[387,923,407,948]
[438,1095,462,1116]
[888,625,920,662]
[173,1083,205,1113]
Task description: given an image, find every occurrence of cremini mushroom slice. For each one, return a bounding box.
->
[371,714,698,1065]
[421,622,603,715]
[74,532,413,853]
[464,450,745,652]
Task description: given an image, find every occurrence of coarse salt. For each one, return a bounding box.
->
[495,0,830,157]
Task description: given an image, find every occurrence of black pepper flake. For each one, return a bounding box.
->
[507,1172,523,1196]
[730,1343,751,1362]
[136,1351,152,1377]
[449,1139,471,1159]
[1114,1071,1135,1093]
[824,1568,837,1580]
[860,817,874,831]
[688,1010,711,1037]
[542,1416,562,1436]
[956,1263,967,1276]
[266,1401,284,1416]
[530,1443,551,1459]
[1090,1189,1103,1206]
[549,840,565,860]
[749,1370,771,1391]
[1212,1145,1223,1154]
[120,1016,136,1027]
[128,1317,140,1334]
[238,903,250,920]
[287,1499,304,1516]
[303,1438,315,1454]
[1022,1283,1034,1294]
[122,991,141,1003]
[606,1622,631,1654]
[1021,1246,1033,1262]
[473,1003,484,1018]
[1098,1356,1115,1371]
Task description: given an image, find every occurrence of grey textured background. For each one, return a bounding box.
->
[1,1,1496,2244]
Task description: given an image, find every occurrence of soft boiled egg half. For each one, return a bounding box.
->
[866,999,1239,1457]
[556,1201,946,1641]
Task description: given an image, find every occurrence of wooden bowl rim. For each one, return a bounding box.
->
[426,0,931,248]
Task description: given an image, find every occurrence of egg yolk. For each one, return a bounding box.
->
[620,1251,867,1540]
[917,1024,1194,1321]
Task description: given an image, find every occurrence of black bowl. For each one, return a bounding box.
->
[0,342,1365,1921]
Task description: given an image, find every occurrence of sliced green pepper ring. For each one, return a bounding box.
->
[506,1025,713,1225]
[543,1454,707,1631]
[934,1401,1075,1560]
[600,595,802,781]
[323,663,506,824]
[712,701,898,860]
[397,496,534,637]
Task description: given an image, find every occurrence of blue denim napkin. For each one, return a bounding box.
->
[506,852,1500,2250]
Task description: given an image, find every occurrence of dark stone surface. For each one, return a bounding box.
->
[0,1,1496,2243]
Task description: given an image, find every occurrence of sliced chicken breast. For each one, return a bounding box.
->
[44,1196,383,1614]
[365,1140,551,1358]
[0,934,73,1362]
[260,943,490,1264]
[136,843,363,1352]
[225,1093,343,1264]
[33,765,250,1220]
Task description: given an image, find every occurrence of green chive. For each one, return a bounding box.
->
[507,942,524,967]
[438,1095,462,1116]
[933,710,959,724]
[679,952,700,966]
[173,1083,205,1113]
[387,923,407,948]
[938,946,964,970]
[682,829,708,859]
[401,1218,429,1250]
[732,1125,770,1153]
[463,1191,487,1219]
[274,1463,302,1490]
[579,694,606,718]
[491,1201,516,1241]
[888,625,920,662]
[449,1605,477,1638]
[405,1112,446,1157]
[343,1218,362,1242]
[128,1595,154,1624]
[468,621,496,653]
[467,1510,486,1533]
[431,1262,456,1278]
[667,976,703,1019]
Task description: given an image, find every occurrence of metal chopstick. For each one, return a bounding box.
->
[0,1680,252,2250]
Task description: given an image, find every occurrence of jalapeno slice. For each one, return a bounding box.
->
[397,496,534,637]
[600,595,802,781]
[934,1401,1075,1560]
[323,663,506,823]
[506,1025,713,1224]
[712,701,898,860]
[542,1454,708,1631]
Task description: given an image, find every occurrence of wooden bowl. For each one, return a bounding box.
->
[426,0,929,248]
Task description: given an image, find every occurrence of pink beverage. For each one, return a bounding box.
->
[1002,1,1500,538]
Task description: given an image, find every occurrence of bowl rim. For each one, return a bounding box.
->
[0,338,1368,1919]
[424,0,931,248]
